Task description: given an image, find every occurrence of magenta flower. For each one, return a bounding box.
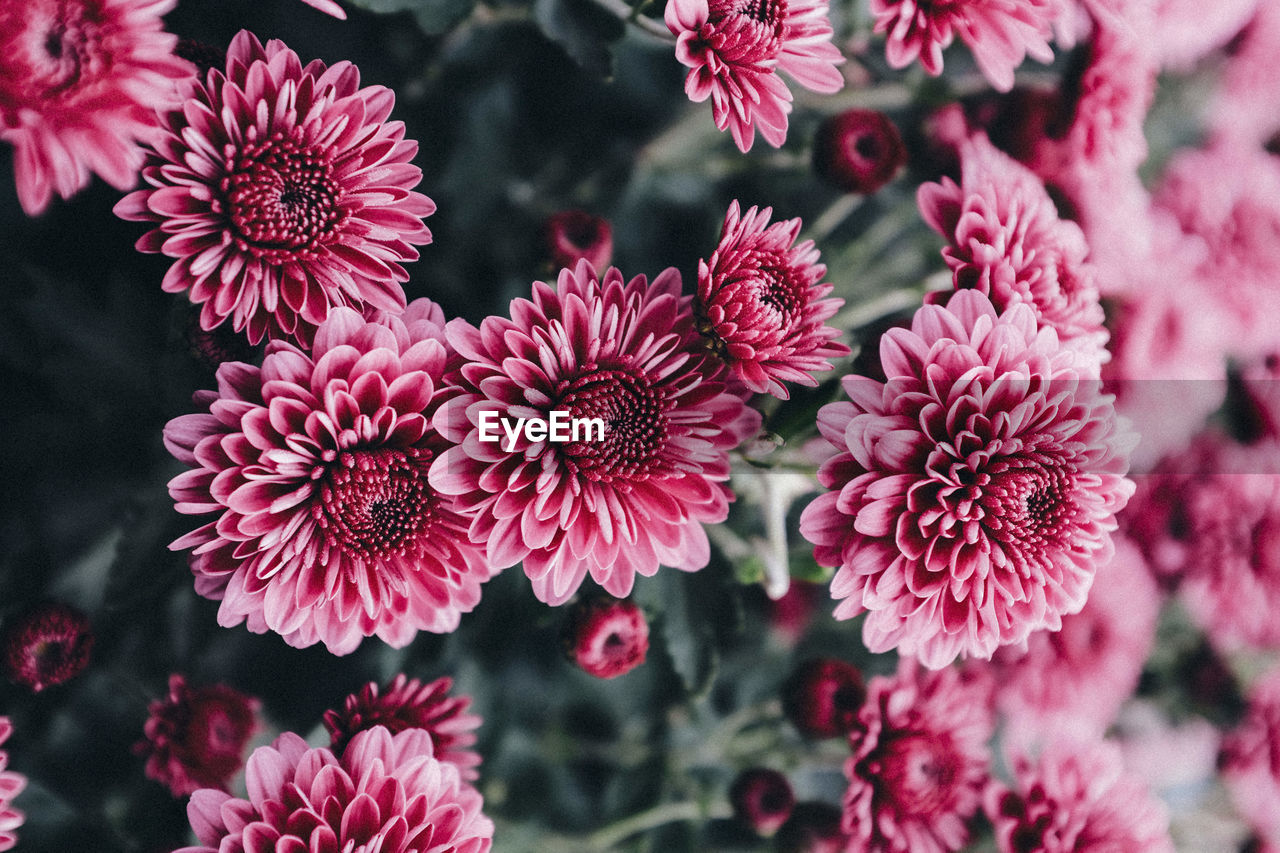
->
[563,596,650,679]
[919,133,1108,373]
[730,768,795,837]
[812,109,908,195]
[781,658,865,739]
[115,30,434,346]
[543,210,614,272]
[175,727,493,853]
[2,601,94,693]
[324,674,482,780]
[870,0,1058,92]
[665,0,844,151]
[799,290,1135,668]
[987,738,1175,853]
[164,300,493,654]
[0,0,192,215]
[135,674,260,797]
[0,718,23,852]
[695,201,850,398]
[430,261,761,605]
[842,660,993,853]
[1221,667,1280,847]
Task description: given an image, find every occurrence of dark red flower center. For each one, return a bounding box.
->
[223,131,346,256]
[868,732,960,816]
[315,447,436,559]
[555,363,671,482]
[27,0,103,97]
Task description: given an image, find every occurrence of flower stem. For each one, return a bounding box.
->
[586,798,733,848]
[585,0,676,41]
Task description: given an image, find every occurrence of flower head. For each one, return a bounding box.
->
[987,738,1175,853]
[563,595,650,678]
[665,0,844,151]
[812,109,908,195]
[2,601,94,692]
[695,201,849,398]
[0,718,24,852]
[164,300,493,655]
[543,210,614,272]
[430,261,760,605]
[1221,667,1280,847]
[0,0,193,215]
[176,727,493,853]
[730,768,795,836]
[324,674,482,780]
[781,658,866,739]
[135,674,260,797]
[115,31,434,345]
[842,660,993,853]
[799,290,1135,668]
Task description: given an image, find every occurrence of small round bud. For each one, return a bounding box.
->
[730,768,795,837]
[812,109,906,195]
[773,801,849,853]
[563,596,649,679]
[782,658,865,738]
[543,210,613,272]
[3,602,94,692]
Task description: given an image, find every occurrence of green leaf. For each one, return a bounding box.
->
[533,0,624,77]
[345,0,475,34]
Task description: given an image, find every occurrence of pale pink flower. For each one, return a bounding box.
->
[0,0,192,215]
[115,30,434,345]
[1151,0,1257,71]
[135,674,260,797]
[175,728,493,853]
[0,718,23,852]
[1210,0,1280,148]
[324,674,482,780]
[799,290,1135,668]
[918,133,1108,373]
[987,738,1175,853]
[665,0,845,152]
[164,300,493,655]
[695,201,849,398]
[1221,667,1280,848]
[870,0,1059,92]
[842,660,993,853]
[301,0,347,17]
[431,261,760,605]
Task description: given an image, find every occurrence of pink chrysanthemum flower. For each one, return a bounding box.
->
[1210,0,1280,149]
[431,261,761,605]
[164,300,493,655]
[695,201,850,398]
[563,595,650,679]
[842,660,993,853]
[987,738,1175,853]
[919,134,1108,373]
[2,601,94,692]
[1221,667,1280,848]
[115,31,434,346]
[135,674,260,797]
[324,674,482,780]
[799,290,1135,668]
[175,727,493,853]
[870,0,1058,92]
[0,718,23,852]
[664,0,845,152]
[0,0,192,215]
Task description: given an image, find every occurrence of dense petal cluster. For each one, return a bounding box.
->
[176,727,493,853]
[800,290,1135,668]
[1221,667,1280,848]
[135,674,260,797]
[324,674,482,780]
[0,0,192,215]
[0,719,23,852]
[870,0,1058,92]
[842,661,993,853]
[695,201,849,397]
[1,601,94,692]
[115,31,434,345]
[563,595,650,679]
[430,261,760,605]
[919,134,1108,372]
[665,0,844,151]
[164,301,492,654]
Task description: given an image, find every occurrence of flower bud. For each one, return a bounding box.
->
[543,210,613,272]
[564,596,649,679]
[812,109,906,195]
[3,602,94,692]
[781,658,865,738]
[730,768,795,837]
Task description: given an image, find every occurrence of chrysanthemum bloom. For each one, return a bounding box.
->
[175,727,493,853]
[135,674,260,797]
[0,0,193,215]
[694,201,849,398]
[324,674,481,780]
[812,109,907,195]
[919,134,1109,373]
[664,0,845,152]
[987,738,1175,853]
[730,768,795,836]
[980,533,1158,749]
[799,290,1135,668]
[2,601,94,692]
[563,595,650,678]
[164,301,493,654]
[543,210,613,272]
[0,718,24,852]
[842,660,994,853]
[782,658,866,739]
[1223,670,1280,850]
[430,261,761,605]
[870,0,1058,92]
[115,31,434,345]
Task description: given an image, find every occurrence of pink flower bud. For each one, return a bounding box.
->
[782,658,865,739]
[564,596,649,679]
[730,768,794,836]
[543,210,614,272]
[3,602,94,693]
[812,109,906,195]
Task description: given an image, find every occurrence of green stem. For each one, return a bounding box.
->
[586,798,733,849]
[584,0,675,41]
